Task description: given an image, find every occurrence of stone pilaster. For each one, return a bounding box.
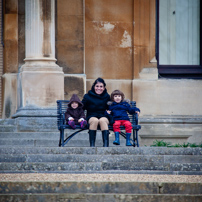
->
[13,0,64,118]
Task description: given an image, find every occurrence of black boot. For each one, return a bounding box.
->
[89,130,96,147]
[102,130,109,147]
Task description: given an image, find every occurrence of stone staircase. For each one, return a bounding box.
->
[0,118,202,201]
[0,146,202,175]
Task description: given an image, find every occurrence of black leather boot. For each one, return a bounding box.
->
[102,130,109,147]
[89,130,96,147]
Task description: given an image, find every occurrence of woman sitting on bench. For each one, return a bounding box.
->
[82,78,111,147]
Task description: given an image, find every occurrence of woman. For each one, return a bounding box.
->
[82,78,110,147]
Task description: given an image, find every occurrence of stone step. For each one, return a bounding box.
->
[0,132,60,139]
[0,131,117,140]
[0,153,201,164]
[0,131,120,139]
[1,162,202,174]
[1,193,202,202]
[0,131,130,147]
[0,138,123,147]
[0,147,201,174]
[0,125,17,132]
[0,146,201,155]
[0,119,16,125]
[0,119,17,132]
[1,181,201,195]
[1,180,201,201]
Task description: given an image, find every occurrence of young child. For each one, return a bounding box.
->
[65,94,87,129]
[107,90,140,146]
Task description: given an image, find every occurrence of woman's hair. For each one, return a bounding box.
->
[92,77,106,89]
[110,89,125,102]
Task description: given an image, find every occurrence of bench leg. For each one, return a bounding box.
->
[59,136,61,147]
[59,129,65,147]
[133,129,139,147]
[136,130,139,147]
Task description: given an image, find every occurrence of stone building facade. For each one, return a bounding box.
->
[1,0,202,145]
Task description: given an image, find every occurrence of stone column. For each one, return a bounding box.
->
[13,0,64,117]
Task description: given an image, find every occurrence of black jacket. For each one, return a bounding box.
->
[82,88,110,121]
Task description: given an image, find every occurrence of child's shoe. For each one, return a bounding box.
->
[68,121,76,129]
[80,120,87,129]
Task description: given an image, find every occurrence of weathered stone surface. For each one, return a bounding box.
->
[57,15,83,41]
[86,194,202,202]
[4,40,18,73]
[18,13,25,67]
[102,162,170,171]
[0,162,103,172]
[85,0,133,22]
[16,117,58,132]
[18,69,64,108]
[4,14,18,40]
[133,79,202,116]
[0,147,202,156]
[1,74,17,118]
[57,0,83,16]
[0,146,202,174]
[0,193,201,202]
[5,0,18,14]
[84,0,135,80]
[170,163,202,172]
[85,47,133,79]
[64,75,85,100]
[0,181,159,194]
[56,0,84,75]
[56,40,84,74]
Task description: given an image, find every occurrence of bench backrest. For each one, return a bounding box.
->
[57,100,138,129]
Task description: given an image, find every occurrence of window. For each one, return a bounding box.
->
[157,0,202,78]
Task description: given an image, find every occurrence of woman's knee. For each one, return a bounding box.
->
[99,117,109,125]
[99,117,109,130]
[89,117,99,130]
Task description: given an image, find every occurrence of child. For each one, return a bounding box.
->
[106,90,140,146]
[65,94,87,129]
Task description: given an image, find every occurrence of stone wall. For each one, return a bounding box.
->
[56,0,85,100]
[2,0,18,118]
[1,0,202,148]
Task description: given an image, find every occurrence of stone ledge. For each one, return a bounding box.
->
[139,115,202,124]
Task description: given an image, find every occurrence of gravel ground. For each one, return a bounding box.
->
[0,173,202,183]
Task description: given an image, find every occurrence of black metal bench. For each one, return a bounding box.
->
[57,100,141,147]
